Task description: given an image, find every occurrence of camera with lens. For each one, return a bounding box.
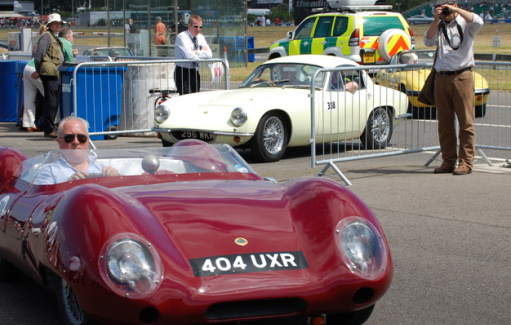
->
[441,7,451,15]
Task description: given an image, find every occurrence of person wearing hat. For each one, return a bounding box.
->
[154,17,167,56]
[424,1,483,175]
[33,13,66,138]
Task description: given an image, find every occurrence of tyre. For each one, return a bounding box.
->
[326,305,375,325]
[161,138,173,147]
[0,257,21,282]
[475,104,486,118]
[360,107,393,149]
[104,125,118,140]
[56,278,95,325]
[250,113,288,162]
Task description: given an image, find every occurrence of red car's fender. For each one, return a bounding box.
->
[0,147,26,191]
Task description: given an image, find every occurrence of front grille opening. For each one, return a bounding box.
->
[139,307,160,324]
[353,287,375,305]
[206,298,307,320]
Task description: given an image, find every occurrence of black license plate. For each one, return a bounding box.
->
[190,251,308,277]
[177,130,215,141]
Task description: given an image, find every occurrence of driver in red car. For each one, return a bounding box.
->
[35,116,119,184]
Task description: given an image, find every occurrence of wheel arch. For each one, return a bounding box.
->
[253,109,292,146]
[268,46,286,60]
[369,105,395,119]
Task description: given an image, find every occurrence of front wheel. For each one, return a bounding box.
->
[161,138,173,147]
[360,107,393,149]
[56,278,94,325]
[250,113,288,162]
[0,257,20,282]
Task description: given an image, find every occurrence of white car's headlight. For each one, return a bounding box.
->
[231,107,247,127]
[99,233,163,298]
[155,105,170,124]
[336,217,388,279]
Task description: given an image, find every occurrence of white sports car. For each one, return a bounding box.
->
[153,55,409,162]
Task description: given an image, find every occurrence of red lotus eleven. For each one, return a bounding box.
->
[0,140,393,325]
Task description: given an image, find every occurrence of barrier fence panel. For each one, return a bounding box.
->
[67,58,229,143]
[310,61,511,185]
[471,62,511,153]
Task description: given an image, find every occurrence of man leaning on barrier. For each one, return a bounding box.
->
[424,0,483,175]
[174,14,212,95]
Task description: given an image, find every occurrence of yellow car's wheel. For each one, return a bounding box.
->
[475,104,486,118]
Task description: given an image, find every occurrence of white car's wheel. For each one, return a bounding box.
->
[360,107,393,149]
[251,113,288,162]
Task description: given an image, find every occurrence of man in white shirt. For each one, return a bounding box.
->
[174,15,212,95]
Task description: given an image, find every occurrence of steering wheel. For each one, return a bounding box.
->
[250,80,276,87]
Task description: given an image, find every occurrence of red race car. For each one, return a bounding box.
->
[0,140,392,325]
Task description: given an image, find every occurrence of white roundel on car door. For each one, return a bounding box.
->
[377,29,411,63]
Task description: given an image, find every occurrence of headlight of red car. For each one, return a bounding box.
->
[335,217,388,280]
[99,233,163,298]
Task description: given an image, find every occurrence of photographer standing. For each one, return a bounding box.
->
[424,0,483,175]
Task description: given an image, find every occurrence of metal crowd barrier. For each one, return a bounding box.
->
[310,62,511,185]
[65,58,229,143]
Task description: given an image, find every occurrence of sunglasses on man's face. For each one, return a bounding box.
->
[192,25,203,29]
[62,133,88,144]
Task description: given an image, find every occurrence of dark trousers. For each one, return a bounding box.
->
[175,66,200,95]
[40,75,61,134]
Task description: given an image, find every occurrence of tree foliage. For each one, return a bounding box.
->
[270,4,293,22]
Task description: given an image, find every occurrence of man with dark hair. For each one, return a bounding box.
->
[425,0,483,175]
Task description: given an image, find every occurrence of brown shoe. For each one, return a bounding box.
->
[26,126,42,132]
[44,130,58,138]
[434,164,455,174]
[453,164,472,175]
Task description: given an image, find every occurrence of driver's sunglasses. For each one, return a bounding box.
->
[62,133,88,144]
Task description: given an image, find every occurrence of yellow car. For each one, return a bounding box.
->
[374,49,490,118]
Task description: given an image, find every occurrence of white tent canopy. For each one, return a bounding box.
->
[0,13,24,18]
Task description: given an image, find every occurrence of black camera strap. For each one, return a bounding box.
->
[441,19,463,50]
